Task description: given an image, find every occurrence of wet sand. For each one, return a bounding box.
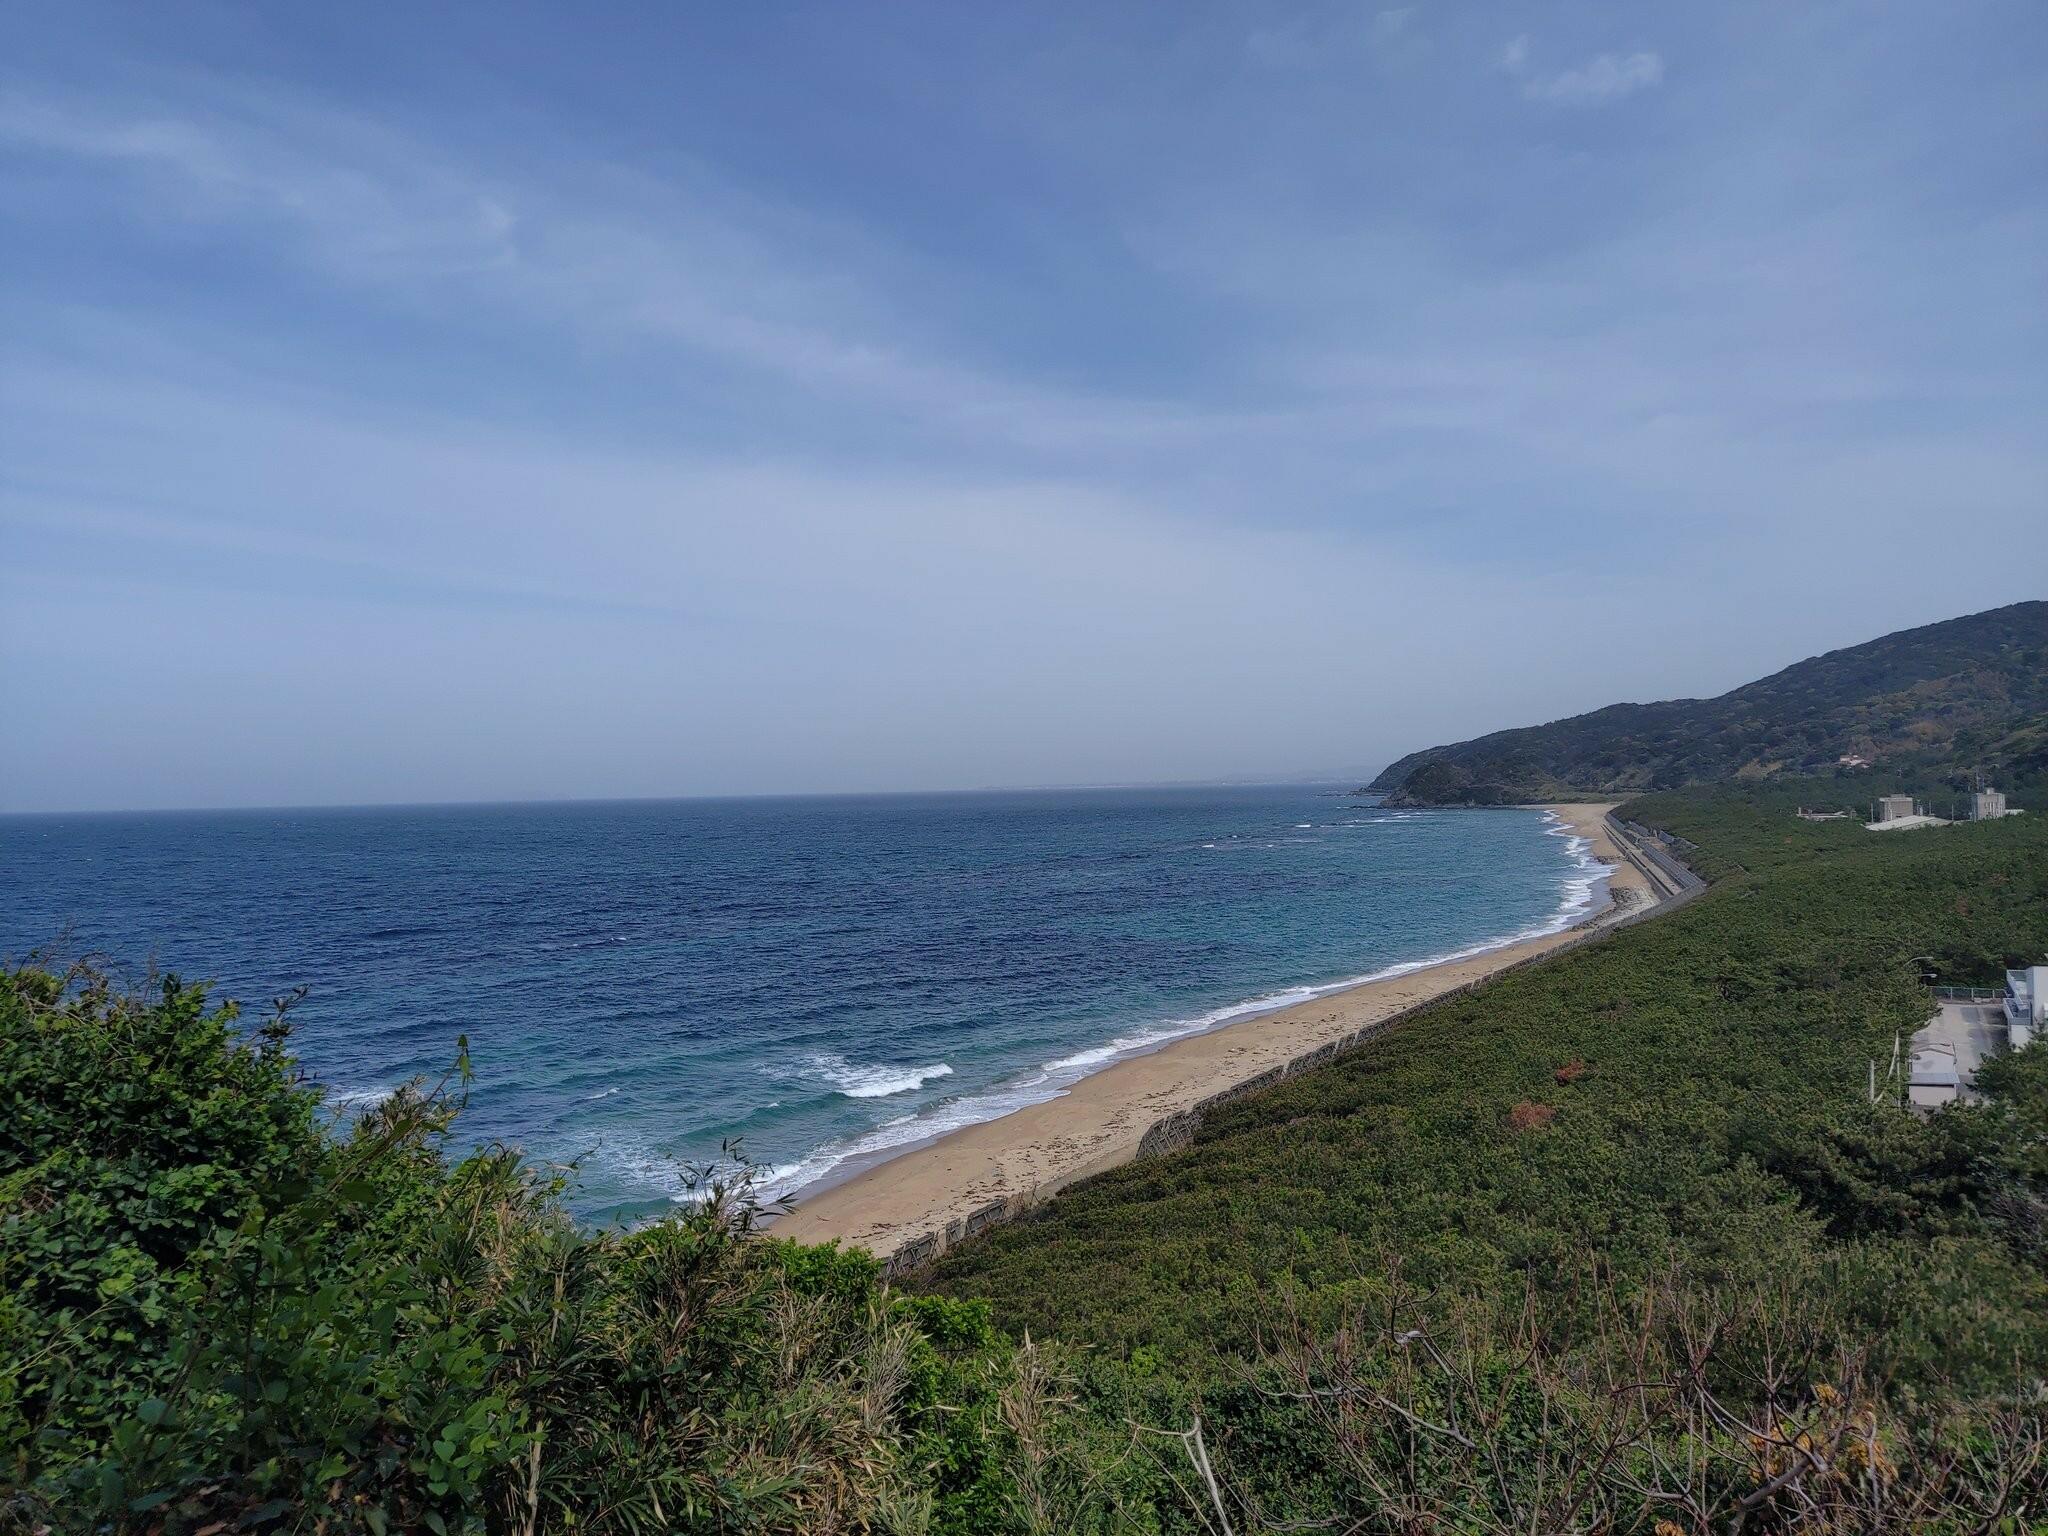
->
[773,804,1654,1260]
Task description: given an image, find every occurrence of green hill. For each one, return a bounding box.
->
[1370,600,2048,806]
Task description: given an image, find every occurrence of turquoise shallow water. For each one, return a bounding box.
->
[0,786,1605,1222]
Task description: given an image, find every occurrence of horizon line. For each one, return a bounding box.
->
[0,773,1391,820]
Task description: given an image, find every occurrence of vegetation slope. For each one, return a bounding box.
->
[1370,600,2048,806]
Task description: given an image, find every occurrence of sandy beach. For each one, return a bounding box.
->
[774,804,1658,1261]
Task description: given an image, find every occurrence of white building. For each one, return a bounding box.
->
[1907,1047,1961,1110]
[2006,964,2045,1050]
[1969,788,2022,820]
[1866,811,1948,833]
[1873,794,1916,823]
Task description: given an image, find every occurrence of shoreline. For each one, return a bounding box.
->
[771,804,1657,1261]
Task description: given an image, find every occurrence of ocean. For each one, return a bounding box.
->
[0,786,1606,1223]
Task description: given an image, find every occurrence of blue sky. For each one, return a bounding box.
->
[3,1,2044,811]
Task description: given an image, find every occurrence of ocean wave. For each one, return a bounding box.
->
[1538,815,1612,931]
[739,1079,1069,1205]
[752,962,1483,1207]
[590,1141,809,1208]
[806,1053,954,1099]
[323,1083,394,1112]
[1034,982,1334,1078]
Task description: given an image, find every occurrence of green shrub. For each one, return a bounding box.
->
[0,964,1106,1534]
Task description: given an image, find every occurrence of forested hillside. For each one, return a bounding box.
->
[1371,600,2048,805]
[7,792,2047,1531]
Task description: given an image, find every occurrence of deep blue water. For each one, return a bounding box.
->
[0,787,1604,1222]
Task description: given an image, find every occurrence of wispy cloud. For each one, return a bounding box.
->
[1510,47,1666,106]
[0,92,519,274]
[0,84,1223,458]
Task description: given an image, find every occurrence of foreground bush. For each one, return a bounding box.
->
[1236,1259,2044,1533]
[0,962,1166,1534]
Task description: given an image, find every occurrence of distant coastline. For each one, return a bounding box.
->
[773,804,1666,1262]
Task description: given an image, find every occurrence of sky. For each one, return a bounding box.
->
[2,1,2044,812]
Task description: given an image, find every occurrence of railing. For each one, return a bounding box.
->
[1926,985,2005,1002]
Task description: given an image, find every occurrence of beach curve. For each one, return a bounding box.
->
[771,804,1664,1263]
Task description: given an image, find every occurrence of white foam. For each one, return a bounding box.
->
[807,1053,954,1099]
[1537,814,1613,932]
[750,970,1423,1207]
[581,1086,621,1102]
[743,1078,1066,1204]
[1038,1040,1125,1073]
[324,1084,394,1112]
[587,1139,806,1209]
[1037,983,1330,1078]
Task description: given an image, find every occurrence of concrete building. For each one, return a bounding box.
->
[1866,812,1948,832]
[1865,794,1951,832]
[1906,963,2045,1116]
[1907,1047,1961,1110]
[1908,996,2010,1112]
[2006,964,2045,1050]
[1968,787,2021,820]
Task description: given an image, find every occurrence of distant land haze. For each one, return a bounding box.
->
[1374,601,2048,807]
